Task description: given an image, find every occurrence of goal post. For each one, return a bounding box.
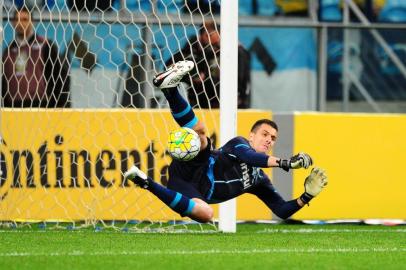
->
[0,0,238,232]
[219,0,238,233]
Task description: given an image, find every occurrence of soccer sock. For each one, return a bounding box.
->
[299,192,314,205]
[145,177,196,217]
[163,87,198,128]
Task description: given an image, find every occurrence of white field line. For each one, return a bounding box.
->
[0,248,405,257]
[0,229,405,234]
[256,229,406,233]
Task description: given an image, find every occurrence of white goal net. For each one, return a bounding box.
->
[0,0,225,232]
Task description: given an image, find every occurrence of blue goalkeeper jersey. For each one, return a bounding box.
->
[206,136,275,203]
[167,136,301,219]
[168,136,282,208]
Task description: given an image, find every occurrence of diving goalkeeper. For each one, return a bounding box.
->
[124,61,328,223]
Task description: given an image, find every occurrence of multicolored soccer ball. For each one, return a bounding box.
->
[167,127,201,161]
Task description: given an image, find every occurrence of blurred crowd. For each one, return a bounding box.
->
[2,1,405,109]
[4,0,405,23]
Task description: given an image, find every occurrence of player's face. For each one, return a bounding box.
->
[249,124,277,154]
[199,31,220,51]
[13,11,32,37]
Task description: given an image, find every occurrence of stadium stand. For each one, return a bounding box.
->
[378,0,406,22]
[319,0,342,21]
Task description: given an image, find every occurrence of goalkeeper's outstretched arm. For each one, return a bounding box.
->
[224,136,313,170]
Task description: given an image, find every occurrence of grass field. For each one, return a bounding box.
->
[0,224,405,270]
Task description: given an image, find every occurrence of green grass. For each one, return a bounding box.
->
[0,224,405,270]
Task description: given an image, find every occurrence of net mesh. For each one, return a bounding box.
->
[0,0,221,232]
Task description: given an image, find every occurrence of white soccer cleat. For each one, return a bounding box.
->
[304,167,328,197]
[153,60,194,89]
[124,165,149,189]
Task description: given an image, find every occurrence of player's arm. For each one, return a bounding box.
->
[228,137,284,168]
[249,181,301,220]
[267,156,282,167]
[237,148,312,170]
[229,138,269,167]
[229,137,312,170]
[275,152,313,171]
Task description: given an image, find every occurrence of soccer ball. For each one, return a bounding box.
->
[167,127,201,161]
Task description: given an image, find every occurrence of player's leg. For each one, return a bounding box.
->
[189,198,213,223]
[124,165,213,223]
[153,61,208,150]
[153,61,197,129]
[166,174,213,222]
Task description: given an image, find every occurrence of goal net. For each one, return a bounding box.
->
[0,0,225,232]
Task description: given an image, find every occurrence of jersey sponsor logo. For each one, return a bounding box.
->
[241,163,252,189]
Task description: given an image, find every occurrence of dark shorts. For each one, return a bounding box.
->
[167,138,212,200]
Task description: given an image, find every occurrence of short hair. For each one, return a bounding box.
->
[13,6,31,20]
[250,119,278,133]
[199,20,220,35]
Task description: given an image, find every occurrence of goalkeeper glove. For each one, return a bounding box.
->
[277,152,313,172]
[304,167,328,197]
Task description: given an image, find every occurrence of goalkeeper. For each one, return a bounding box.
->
[124,61,328,223]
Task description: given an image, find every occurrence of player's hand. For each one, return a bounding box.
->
[278,152,313,172]
[290,152,313,169]
[304,167,328,197]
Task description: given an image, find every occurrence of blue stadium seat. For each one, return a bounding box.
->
[376,44,406,75]
[374,29,406,74]
[12,0,24,8]
[124,0,152,12]
[124,0,184,14]
[239,0,277,16]
[370,0,406,100]
[53,0,68,10]
[320,0,342,22]
[256,0,277,16]
[239,0,254,16]
[376,0,406,80]
[157,0,182,14]
[378,0,406,22]
[39,0,57,9]
[8,0,60,10]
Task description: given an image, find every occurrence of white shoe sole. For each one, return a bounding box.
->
[154,61,194,89]
[124,165,147,181]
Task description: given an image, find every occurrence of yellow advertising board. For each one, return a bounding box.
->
[3,110,403,222]
[292,113,406,220]
[0,109,271,221]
